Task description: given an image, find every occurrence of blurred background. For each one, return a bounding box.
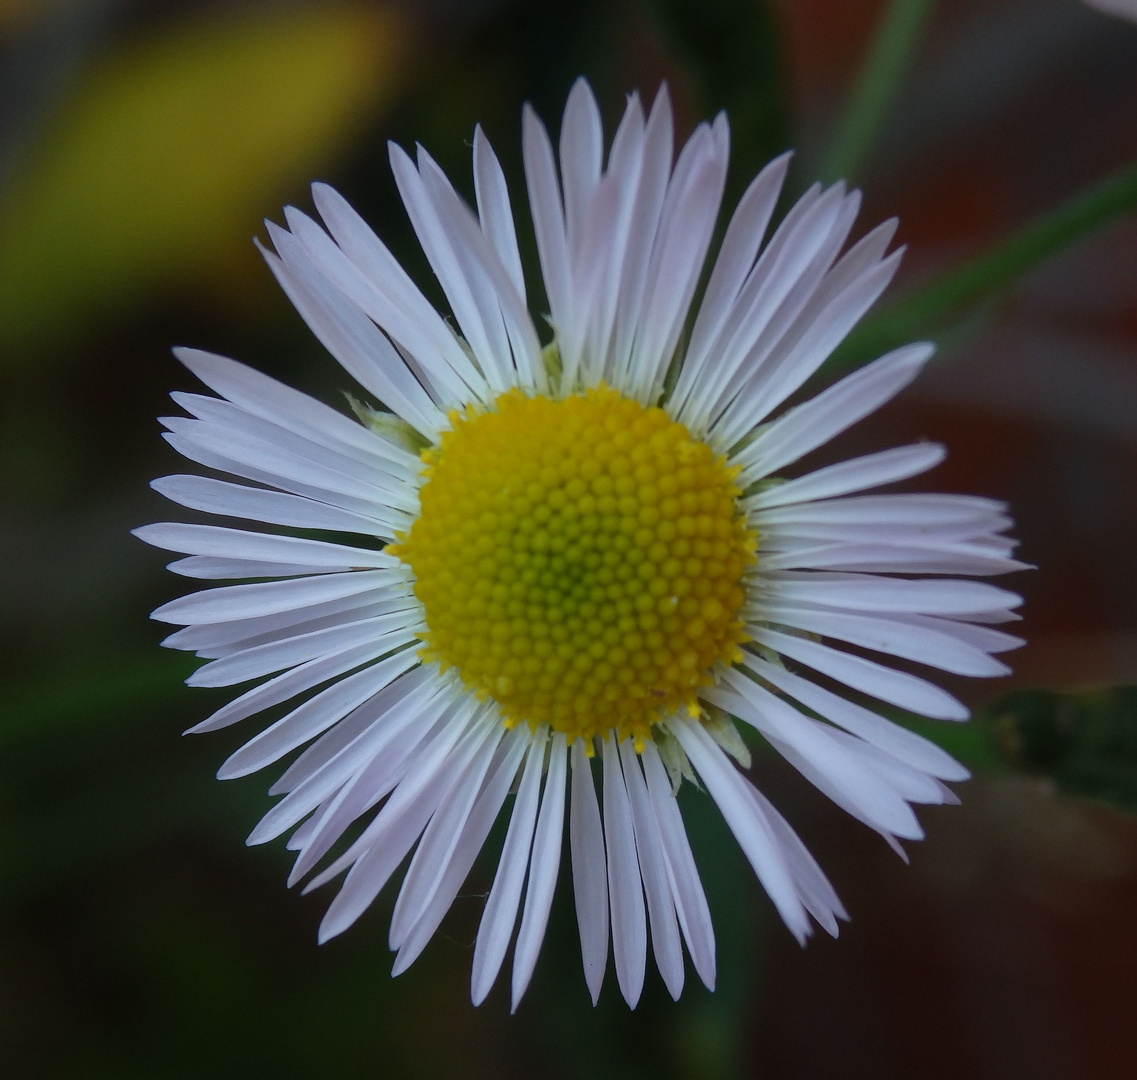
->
[2,0,1137,1076]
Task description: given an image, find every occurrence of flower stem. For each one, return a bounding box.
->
[829,155,1137,373]
[821,0,938,184]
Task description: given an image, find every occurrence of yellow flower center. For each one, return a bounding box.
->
[390,386,755,749]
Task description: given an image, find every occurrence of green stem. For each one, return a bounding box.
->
[830,155,1137,373]
[822,0,938,184]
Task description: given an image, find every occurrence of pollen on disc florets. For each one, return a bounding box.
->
[389,386,756,749]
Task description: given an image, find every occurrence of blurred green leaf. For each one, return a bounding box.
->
[821,0,938,185]
[829,155,1137,374]
[0,3,407,357]
[978,686,1137,812]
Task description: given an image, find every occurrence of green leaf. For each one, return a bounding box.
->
[0,4,407,358]
[977,686,1137,812]
[821,0,938,185]
[829,155,1137,374]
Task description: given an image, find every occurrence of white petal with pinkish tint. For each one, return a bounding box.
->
[619,738,684,1000]
[570,739,609,1004]
[641,742,715,990]
[669,717,811,942]
[262,232,448,436]
[755,601,1010,677]
[671,151,792,420]
[512,734,568,1010]
[389,720,503,953]
[749,627,969,720]
[172,347,421,472]
[743,654,969,782]
[760,571,1021,618]
[314,701,484,942]
[602,735,648,1008]
[471,732,546,1006]
[473,125,526,302]
[709,251,906,450]
[710,672,924,839]
[392,727,529,973]
[217,643,420,779]
[747,443,946,510]
[732,342,931,483]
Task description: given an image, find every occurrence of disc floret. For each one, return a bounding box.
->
[391,386,755,748]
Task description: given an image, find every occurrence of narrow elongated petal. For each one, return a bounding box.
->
[602,736,648,1008]
[570,740,609,1004]
[471,733,546,1006]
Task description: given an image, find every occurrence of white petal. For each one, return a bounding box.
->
[734,341,931,485]
[744,655,969,781]
[261,234,446,437]
[640,742,716,990]
[756,602,1010,677]
[135,523,396,570]
[161,416,412,523]
[307,183,489,406]
[628,121,728,401]
[471,731,546,1006]
[170,390,418,502]
[167,584,406,657]
[305,692,477,892]
[390,719,502,954]
[522,105,576,371]
[759,571,1021,618]
[314,701,482,941]
[682,183,855,433]
[668,717,811,941]
[747,444,946,510]
[569,739,609,1004]
[186,639,399,734]
[607,85,674,388]
[511,734,568,1010]
[619,739,685,1001]
[749,627,969,720]
[249,667,442,842]
[602,734,648,1008]
[559,78,603,256]
[172,347,419,472]
[414,148,545,393]
[392,726,530,974]
[715,250,905,451]
[743,780,846,935]
[187,611,417,688]
[673,151,792,416]
[286,708,445,886]
[759,540,1030,577]
[151,569,398,626]
[710,673,924,839]
[473,125,526,301]
[153,475,391,538]
[217,642,420,778]
[269,665,441,795]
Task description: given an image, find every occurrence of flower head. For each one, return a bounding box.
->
[137,79,1024,1009]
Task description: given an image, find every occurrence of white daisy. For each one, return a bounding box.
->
[136,79,1024,1010]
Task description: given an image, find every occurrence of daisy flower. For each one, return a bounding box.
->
[136,79,1024,1010]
